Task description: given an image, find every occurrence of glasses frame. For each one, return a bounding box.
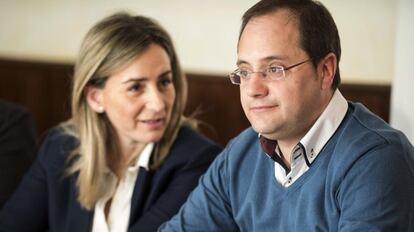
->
[229,58,314,85]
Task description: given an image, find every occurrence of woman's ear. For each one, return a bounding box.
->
[318,52,337,90]
[85,86,105,113]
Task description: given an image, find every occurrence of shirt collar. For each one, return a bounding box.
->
[299,89,348,164]
[131,142,154,171]
[104,143,154,174]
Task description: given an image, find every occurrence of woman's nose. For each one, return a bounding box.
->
[146,88,165,112]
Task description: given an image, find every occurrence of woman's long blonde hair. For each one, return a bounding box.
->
[62,12,190,210]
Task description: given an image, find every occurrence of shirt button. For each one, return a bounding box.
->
[287,177,292,184]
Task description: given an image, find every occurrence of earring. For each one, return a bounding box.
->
[98,106,104,113]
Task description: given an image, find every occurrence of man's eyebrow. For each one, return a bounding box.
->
[236,55,286,66]
[236,60,249,66]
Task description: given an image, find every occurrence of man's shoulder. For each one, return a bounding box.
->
[343,102,409,147]
[0,100,27,116]
[226,127,258,150]
[332,102,414,166]
[218,127,264,166]
[0,100,33,133]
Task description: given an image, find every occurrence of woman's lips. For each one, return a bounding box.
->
[140,118,165,128]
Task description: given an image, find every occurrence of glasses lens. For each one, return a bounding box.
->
[229,73,241,85]
[268,67,284,80]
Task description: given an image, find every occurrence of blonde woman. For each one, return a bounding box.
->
[0,13,221,231]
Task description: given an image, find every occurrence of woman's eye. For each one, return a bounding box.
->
[159,78,172,88]
[128,83,141,92]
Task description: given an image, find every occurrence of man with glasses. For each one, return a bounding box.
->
[160,0,414,231]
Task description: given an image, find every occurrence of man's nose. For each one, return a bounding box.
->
[244,72,269,98]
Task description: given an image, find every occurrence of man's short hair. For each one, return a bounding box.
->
[239,0,341,89]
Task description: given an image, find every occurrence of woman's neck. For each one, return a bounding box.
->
[107,141,146,179]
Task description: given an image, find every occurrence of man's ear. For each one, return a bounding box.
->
[85,86,105,113]
[318,52,337,90]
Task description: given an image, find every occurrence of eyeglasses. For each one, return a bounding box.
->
[229,58,313,85]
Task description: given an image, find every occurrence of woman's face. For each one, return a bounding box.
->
[89,44,176,149]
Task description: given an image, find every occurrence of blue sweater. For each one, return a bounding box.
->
[160,103,414,231]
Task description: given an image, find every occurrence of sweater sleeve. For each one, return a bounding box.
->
[158,147,238,231]
[337,138,414,231]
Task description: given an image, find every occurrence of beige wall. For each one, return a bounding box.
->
[0,0,398,84]
[391,0,414,143]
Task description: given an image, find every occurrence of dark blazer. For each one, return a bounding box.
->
[0,100,37,208]
[0,126,221,232]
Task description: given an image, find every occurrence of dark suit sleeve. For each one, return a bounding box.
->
[0,101,37,208]
[0,130,57,232]
[129,130,222,232]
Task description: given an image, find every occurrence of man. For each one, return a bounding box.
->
[160,0,414,231]
[0,100,37,208]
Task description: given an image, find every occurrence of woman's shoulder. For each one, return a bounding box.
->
[37,127,79,167]
[166,126,222,162]
[42,127,78,148]
[175,126,221,150]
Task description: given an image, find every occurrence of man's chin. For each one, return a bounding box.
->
[251,125,276,137]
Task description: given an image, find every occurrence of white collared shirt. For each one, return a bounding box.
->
[274,90,348,187]
[92,143,154,232]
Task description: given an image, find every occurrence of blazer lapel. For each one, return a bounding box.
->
[65,173,93,232]
[129,167,154,225]
[66,205,93,232]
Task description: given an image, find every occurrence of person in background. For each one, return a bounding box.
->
[0,100,37,208]
[0,12,221,232]
[159,0,414,231]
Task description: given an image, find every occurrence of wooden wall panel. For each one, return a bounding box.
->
[185,74,250,147]
[0,58,391,146]
[0,59,72,140]
[339,84,390,122]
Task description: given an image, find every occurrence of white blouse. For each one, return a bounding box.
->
[91,143,154,232]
